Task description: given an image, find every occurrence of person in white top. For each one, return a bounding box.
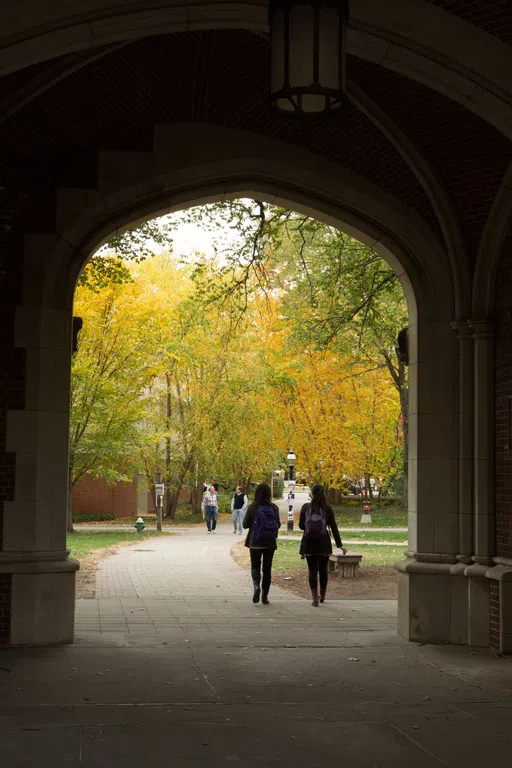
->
[231,486,249,534]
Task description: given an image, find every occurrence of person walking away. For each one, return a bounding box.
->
[202,485,218,534]
[231,486,248,534]
[243,483,281,604]
[299,483,347,606]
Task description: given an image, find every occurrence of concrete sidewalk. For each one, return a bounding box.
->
[1,519,512,766]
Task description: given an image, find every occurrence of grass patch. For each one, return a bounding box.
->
[332,503,407,528]
[273,539,406,570]
[342,530,408,543]
[67,530,170,559]
[279,529,407,543]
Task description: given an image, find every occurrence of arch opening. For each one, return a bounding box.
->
[68,191,415,606]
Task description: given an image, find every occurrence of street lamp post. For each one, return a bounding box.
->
[287,449,297,532]
[155,471,165,533]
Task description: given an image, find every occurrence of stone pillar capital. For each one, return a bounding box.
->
[470,319,495,338]
[451,319,472,338]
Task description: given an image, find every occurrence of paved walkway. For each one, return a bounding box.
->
[77,520,396,641]
[2,518,512,766]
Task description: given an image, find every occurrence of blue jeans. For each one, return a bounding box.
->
[204,506,218,532]
[232,508,244,532]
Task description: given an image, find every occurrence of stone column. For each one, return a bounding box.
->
[465,320,495,647]
[449,321,474,644]
[0,235,78,645]
[397,319,460,643]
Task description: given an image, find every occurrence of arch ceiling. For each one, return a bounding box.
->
[1,0,512,133]
[2,2,512,319]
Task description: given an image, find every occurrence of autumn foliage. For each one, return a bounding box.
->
[71,204,406,515]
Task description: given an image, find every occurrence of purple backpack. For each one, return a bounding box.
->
[305,505,327,538]
[252,504,279,545]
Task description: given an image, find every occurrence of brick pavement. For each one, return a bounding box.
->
[75,518,398,646]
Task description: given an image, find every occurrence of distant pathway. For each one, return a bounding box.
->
[94,517,296,601]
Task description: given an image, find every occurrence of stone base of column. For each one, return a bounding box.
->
[396,557,459,644]
[0,552,79,646]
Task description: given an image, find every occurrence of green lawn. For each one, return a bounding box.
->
[341,530,408,542]
[273,539,406,570]
[332,503,407,528]
[280,529,407,543]
[67,530,170,559]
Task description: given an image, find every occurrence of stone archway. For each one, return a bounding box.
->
[1,123,469,646]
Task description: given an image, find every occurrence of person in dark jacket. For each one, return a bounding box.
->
[299,483,347,606]
[243,482,281,605]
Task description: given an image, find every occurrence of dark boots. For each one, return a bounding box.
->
[320,590,326,603]
[252,582,261,604]
[261,592,269,605]
[311,588,319,607]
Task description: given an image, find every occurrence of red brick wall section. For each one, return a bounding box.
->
[72,475,113,517]
[112,481,137,519]
[490,581,501,649]
[495,237,512,559]
[72,475,138,518]
[0,575,12,644]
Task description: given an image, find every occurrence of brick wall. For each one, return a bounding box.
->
[490,581,501,649]
[72,475,138,518]
[426,1,512,45]
[0,575,11,644]
[495,237,512,559]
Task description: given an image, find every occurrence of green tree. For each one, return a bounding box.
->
[70,278,159,530]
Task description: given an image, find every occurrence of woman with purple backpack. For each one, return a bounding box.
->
[243,483,281,605]
[299,483,347,606]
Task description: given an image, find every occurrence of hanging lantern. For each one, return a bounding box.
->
[269,0,349,114]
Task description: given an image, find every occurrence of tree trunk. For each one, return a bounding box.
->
[190,477,204,514]
[166,489,180,519]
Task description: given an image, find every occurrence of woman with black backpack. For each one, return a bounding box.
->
[299,483,347,606]
[243,483,281,605]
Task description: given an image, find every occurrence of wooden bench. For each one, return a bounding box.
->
[328,552,362,578]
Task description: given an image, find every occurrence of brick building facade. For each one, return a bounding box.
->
[72,475,140,519]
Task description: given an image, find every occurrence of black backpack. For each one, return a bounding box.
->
[305,505,327,538]
[252,504,279,545]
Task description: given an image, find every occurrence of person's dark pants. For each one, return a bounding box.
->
[204,506,218,532]
[250,548,275,594]
[305,555,329,592]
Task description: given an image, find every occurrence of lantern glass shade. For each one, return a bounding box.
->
[269,0,348,114]
[287,450,297,466]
